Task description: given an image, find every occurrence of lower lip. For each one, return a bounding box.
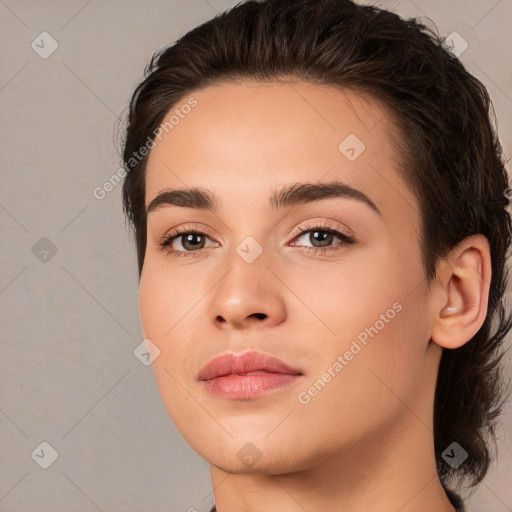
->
[202,372,301,399]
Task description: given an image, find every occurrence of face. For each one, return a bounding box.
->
[139,81,436,474]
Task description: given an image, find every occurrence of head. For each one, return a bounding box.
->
[121,0,511,491]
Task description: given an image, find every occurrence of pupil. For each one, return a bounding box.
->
[184,234,204,249]
[312,230,332,247]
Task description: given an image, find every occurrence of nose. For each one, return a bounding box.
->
[208,263,287,330]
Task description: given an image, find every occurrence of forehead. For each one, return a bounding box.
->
[144,80,416,220]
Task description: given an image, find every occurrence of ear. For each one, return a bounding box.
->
[430,234,492,349]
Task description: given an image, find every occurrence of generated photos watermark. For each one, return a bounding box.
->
[93,96,198,200]
[298,301,403,405]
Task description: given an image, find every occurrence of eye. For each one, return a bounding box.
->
[158,221,356,258]
[158,226,218,258]
[289,221,356,254]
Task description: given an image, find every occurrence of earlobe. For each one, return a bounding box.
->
[430,235,492,350]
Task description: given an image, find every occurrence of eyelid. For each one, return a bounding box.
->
[159,219,353,245]
[287,218,354,243]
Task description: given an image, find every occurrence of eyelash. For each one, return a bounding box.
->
[158,221,356,258]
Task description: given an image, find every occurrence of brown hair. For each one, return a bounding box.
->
[120,0,512,491]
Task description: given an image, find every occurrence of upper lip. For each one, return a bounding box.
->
[198,351,303,381]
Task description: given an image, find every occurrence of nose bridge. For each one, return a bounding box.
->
[206,234,286,328]
[220,204,272,273]
[219,234,272,302]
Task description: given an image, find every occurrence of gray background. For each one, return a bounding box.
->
[0,0,511,510]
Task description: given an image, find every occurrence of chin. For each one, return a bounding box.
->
[184,429,314,475]
[206,451,305,476]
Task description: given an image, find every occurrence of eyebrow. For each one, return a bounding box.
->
[146,180,381,216]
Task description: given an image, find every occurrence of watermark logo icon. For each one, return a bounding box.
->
[134,338,161,366]
[338,134,366,161]
[237,442,262,468]
[31,441,58,469]
[236,236,263,263]
[31,32,59,59]
[442,441,468,469]
[32,237,58,263]
[442,32,468,58]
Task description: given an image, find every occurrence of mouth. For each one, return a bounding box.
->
[198,351,304,400]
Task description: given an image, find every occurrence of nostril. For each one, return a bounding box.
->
[250,313,267,320]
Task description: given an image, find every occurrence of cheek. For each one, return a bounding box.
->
[139,272,199,428]
[293,246,428,403]
[138,267,189,399]
[138,275,165,340]
[138,260,200,342]
[291,245,407,340]
[293,297,429,450]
